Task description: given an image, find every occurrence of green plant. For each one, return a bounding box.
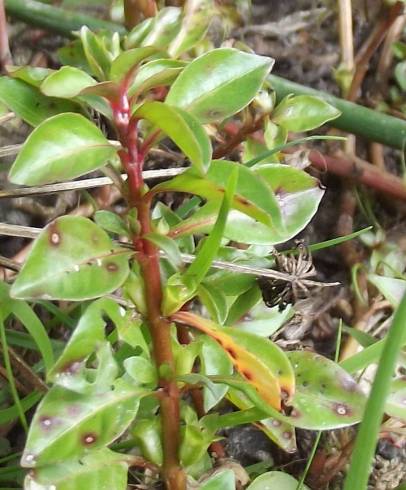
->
[0,2,369,489]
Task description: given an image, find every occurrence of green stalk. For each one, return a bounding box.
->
[343,292,406,490]
[4,0,126,37]
[269,75,406,150]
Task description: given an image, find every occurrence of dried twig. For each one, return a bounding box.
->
[309,150,406,202]
[0,168,187,199]
[0,221,339,288]
[0,0,12,69]
[347,1,404,102]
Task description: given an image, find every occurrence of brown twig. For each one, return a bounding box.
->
[377,11,406,94]
[212,115,266,159]
[7,346,48,393]
[0,0,12,69]
[123,0,157,29]
[308,149,406,202]
[347,1,404,102]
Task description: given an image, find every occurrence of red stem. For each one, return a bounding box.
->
[112,86,185,490]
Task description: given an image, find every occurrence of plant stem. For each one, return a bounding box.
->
[308,150,406,202]
[4,0,126,37]
[112,91,185,490]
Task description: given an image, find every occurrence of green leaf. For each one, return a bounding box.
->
[9,113,117,185]
[201,350,365,431]
[166,48,274,123]
[250,164,324,243]
[166,162,324,245]
[386,378,406,420]
[140,7,182,49]
[134,101,212,174]
[200,335,233,411]
[153,202,194,253]
[24,449,129,490]
[132,418,163,465]
[154,163,280,230]
[236,301,294,337]
[40,66,97,98]
[286,351,366,429]
[227,387,297,453]
[395,60,406,91]
[21,379,145,467]
[129,58,186,97]
[247,471,309,490]
[58,39,91,73]
[124,357,157,386]
[200,470,236,490]
[0,282,54,374]
[125,17,155,48]
[0,316,27,431]
[198,283,228,325]
[225,286,262,326]
[94,210,128,236]
[342,325,377,348]
[7,65,53,87]
[162,168,237,315]
[80,26,112,80]
[0,77,78,127]
[173,311,294,410]
[166,162,323,245]
[208,161,282,228]
[11,216,131,301]
[47,298,133,382]
[183,166,238,285]
[368,274,406,307]
[145,232,183,268]
[109,46,160,81]
[168,0,213,57]
[272,95,341,132]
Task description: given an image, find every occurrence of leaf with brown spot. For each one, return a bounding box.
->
[172,311,294,410]
[21,378,146,467]
[285,351,366,429]
[227,387,297,453]
[11,216,131,301]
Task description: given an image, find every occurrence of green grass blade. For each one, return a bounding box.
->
[344,292,406,490]
[0,392,41,425]
[0,318,27,431]
[244,135,346,167]
[282,227,372,255]
[10,299,54,373]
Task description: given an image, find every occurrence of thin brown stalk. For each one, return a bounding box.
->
[0,0,12,69]
[347,1,404,102]
[124,0,157,29]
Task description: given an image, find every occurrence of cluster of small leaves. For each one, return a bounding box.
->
[0,1,370,489]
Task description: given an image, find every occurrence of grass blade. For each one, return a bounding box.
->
[344,292,406,490]
[0,318,27,431]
